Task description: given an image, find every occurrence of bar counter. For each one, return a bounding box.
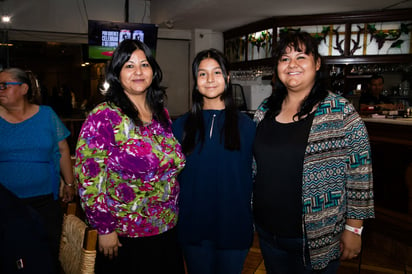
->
[363,117,412,126]
[361,116,412,261]
[362,116,412,212]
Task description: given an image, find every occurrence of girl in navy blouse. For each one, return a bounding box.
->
[172,48,256,274]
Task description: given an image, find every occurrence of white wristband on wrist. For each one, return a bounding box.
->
[345,224,363,236]
[64,181,74,187]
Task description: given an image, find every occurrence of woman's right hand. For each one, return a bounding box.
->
[98,231,122,259]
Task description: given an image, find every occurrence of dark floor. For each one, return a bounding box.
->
[242,229,412,274]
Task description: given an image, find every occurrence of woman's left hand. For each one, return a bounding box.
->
[340,229,362,260]
[62,185,75,202]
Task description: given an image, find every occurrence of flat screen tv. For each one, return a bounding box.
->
[88,20,158,61]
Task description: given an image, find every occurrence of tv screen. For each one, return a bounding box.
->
[88,20,158,60]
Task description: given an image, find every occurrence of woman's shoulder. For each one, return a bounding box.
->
[87,102,124,118]
[172,112,189,129]
[325,91,347,101]
[89,102,116,113]
[238,111,256,127]
[171,112,189,140]
[36,105,59,122]
[84,102,125,126]
[319,92,351,108]
[317,92,357,116]
[39,104,52,111]
[173,112,189,122]
[38,105,55,115]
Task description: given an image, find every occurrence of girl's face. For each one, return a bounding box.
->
[196,58,227,109]
[277,44,320,94]
[120,49,153,98]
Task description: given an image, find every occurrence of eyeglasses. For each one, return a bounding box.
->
[0,82,23,90]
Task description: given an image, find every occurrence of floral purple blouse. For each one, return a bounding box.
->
[75,102,185,237]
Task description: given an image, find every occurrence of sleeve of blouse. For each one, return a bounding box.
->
[74,107,118,234]
[49,107,70,141]
[252,101,267,179]
[344,103,375,219]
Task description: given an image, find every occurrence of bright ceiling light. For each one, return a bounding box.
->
[1,16,11,23]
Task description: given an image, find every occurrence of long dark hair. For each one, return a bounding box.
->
[104,39,168,127]
[181,48,240,155]
[265,31,328,120]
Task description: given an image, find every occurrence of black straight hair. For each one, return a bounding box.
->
[265,31,328,121]
[105,39,168,127]
[181,48,240,155]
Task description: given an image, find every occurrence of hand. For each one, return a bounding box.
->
[340,229,362,260]
[62,185,75,202]
[98,231,122,260]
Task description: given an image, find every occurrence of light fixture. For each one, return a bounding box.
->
[164,20,174,29]
[100,81,110,94]
[1,16,11,23]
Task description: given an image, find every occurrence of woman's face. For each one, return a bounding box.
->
[120,49,153,98]
[0,72,27,107]
[277,44,320,94]
[196,58,227,108]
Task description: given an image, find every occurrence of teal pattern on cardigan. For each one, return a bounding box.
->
[253,92,375,270]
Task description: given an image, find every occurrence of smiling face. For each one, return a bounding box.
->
[277,44,320,95]
[119,49,153,99]
[196,58,227,109]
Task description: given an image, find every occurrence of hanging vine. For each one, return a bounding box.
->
[367,22,412,51]
[333,26,345,55]
[248,30,272,57]
[350,25,364,55]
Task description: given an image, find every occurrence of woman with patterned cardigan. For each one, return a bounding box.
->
[252,31,374,273]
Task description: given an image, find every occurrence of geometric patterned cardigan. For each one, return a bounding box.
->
[253,92,375,270]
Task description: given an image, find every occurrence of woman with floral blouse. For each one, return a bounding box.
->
[75,39,186,274]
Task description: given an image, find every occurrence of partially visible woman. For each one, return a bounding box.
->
[172,48,256,274]
[0,67,75,272]
[75,39,186,274]
[253,31,375,273]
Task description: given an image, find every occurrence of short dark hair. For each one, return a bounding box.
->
[369,74,384,83]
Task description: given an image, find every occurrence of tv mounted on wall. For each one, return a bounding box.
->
[88,20,158,60]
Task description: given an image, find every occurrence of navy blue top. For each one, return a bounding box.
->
[172,110,256,249]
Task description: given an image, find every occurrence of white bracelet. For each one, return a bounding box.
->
[64,181,74,187]
[344,224,363,236]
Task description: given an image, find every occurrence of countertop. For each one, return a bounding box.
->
[362,117,412,126]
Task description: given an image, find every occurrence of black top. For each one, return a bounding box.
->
[253,113,314,237]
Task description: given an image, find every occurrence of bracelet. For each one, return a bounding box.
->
[63,181,74,187]
[344,224,363,236]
